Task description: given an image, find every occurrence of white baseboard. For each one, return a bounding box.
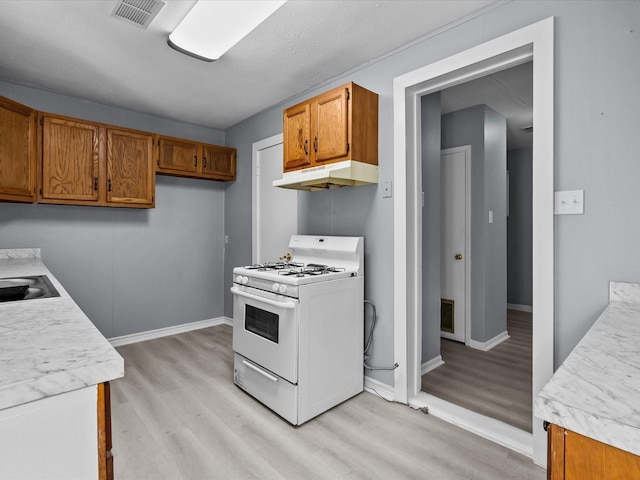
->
[364,376,395,402]
[108,316,233,347]
[507,303,533,313]
[469,330,510,352]
[421,355,444,375]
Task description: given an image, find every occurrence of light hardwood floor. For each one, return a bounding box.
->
[110,324,544,480]
[422,310,532,432]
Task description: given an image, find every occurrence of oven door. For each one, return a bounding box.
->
[231,285,299,384]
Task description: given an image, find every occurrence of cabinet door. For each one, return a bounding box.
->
[314,86,349,163]
[0,97,37,202]
[157,137,199,174]
[106,129,154,206]
[283,103,311,171]
[549,425,640,480]
[565,429,640,480]
[202,144,236,180]
[41,116,99,203]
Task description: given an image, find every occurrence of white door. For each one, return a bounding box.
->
[440,147,470,343]
[252,134,298,264]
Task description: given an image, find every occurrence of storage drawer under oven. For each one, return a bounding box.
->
[234,353,298,425]
[232,285,299,384]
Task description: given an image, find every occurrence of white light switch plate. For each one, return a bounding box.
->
[555,190,584,215]
[382,180,392,198]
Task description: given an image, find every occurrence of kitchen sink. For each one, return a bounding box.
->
[0,275,60,302]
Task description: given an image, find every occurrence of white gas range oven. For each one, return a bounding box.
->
[231,235,364,425]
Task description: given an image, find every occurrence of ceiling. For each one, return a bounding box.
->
[0,0,530,148]
[441,61,533,149]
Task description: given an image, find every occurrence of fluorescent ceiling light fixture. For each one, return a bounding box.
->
[168,0,286,62]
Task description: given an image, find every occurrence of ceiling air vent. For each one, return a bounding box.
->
[111,0,165,29]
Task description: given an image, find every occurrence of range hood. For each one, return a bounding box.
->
[273,160,378,191]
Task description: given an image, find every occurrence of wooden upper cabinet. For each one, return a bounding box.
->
[0,95,235,208]
[314,86,349,163]
[107,129,154,206]
[283,102,311,171]
[201,144,236,180]
[39,113,155,208]
[41,116,100,203]
[156,134,236,181]
[157,136,199,174]
[283,82,378,173]
[0,96,37,202]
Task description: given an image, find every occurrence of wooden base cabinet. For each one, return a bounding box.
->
[283,82,378,173]
[156,135,236,181]
[39,114,155,208]
[548,424,640,480]
[0,96,37,202]
[98,382,113,480]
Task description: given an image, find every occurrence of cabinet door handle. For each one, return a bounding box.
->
[203,156,207,169]
[107,178,112,192]
[303,139,308,156]
[93,177,98,191]
[313,136,318,153]
[194,155,198,167]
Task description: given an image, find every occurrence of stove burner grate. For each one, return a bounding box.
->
[244,261,304,271]
[278,264,346,277]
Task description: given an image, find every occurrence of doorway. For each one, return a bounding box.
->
[423,60,534,433]
[391,18,554,466]
[440,146,471,345]
[252,133,298,264]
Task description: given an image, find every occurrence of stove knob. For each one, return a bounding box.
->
[278,284,287,294]
[241,276,249,285]
[236,275,243,284]
[272,283,280,292]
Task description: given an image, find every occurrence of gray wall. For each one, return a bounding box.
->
[507,148,533,306]
[441,105,508,343]
[0,81,228,338]
[225,1,640,379]
[421,93,442,364]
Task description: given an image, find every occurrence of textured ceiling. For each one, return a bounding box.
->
[442,61,533,150]
[0,0,497,130]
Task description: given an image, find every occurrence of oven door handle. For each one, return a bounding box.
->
[241,360,279,383]
[231,286,296,309]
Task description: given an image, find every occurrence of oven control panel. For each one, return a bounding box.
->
[233,275,299,299]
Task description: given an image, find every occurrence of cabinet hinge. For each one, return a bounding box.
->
[346,143,350,153]
[39,188,42,195]
[39,117,44,126]
[346,90,350,100]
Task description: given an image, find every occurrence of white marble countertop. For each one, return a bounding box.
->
[535,281,640,456]
[0,249,123,411]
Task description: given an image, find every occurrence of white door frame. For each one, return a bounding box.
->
[252,133,284,263]
[392,18,554,466]
[440,146,472,345]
